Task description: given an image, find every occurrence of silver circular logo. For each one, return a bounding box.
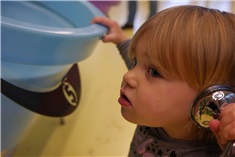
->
[212,91,225,100]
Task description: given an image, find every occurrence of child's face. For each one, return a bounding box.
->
[118,40,198,138]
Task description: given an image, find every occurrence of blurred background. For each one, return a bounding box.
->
[2,1,235,157]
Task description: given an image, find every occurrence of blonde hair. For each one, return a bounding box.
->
[129,5,235,92]
[129,5,235,141]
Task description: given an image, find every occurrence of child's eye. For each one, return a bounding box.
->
[148,68,161,77]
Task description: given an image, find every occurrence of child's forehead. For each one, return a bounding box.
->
[131,39,149,57]
[133,36,150,51]
[133,39,157,63]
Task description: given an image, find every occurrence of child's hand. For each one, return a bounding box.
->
[209,103,235,150]
[91,16,129,44]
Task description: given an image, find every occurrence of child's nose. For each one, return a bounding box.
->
[122,69,137,88]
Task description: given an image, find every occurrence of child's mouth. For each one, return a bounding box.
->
[118,91,131,107]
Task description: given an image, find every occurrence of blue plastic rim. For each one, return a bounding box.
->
[1,1,108,91]
[1,1,107,65]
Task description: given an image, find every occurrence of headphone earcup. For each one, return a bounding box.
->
[190,85,235,129]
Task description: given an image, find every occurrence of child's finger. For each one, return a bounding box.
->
[209,119,220,136]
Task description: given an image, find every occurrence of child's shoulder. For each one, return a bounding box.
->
[128,125,221,157]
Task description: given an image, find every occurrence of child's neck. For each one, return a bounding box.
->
[162,124,199,140]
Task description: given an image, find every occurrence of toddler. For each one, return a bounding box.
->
[92,5,235,156]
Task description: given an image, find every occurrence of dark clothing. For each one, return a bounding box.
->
[117,39,133,69]
[128,126,221,157]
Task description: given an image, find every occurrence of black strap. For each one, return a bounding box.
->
[1,64,81,117]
